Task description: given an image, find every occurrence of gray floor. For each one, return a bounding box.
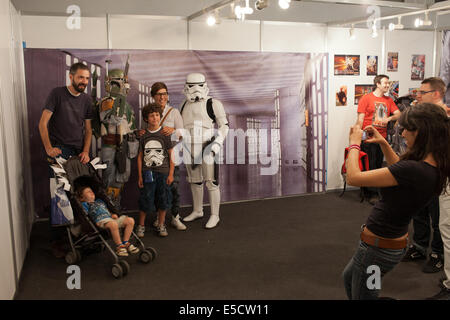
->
[15,190,444,300]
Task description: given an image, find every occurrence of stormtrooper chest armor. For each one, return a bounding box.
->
[182,99,215,142]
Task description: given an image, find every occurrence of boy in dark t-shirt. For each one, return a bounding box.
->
[136,103,174,238]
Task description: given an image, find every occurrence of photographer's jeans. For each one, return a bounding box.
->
[343,240,406,300]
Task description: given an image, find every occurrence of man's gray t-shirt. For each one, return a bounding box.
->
[44,86,92,149]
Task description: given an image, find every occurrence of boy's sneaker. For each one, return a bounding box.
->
[157,225,168,237]
[153,218,159,228]
[116,245,129,257]
[401,245,426,262]
[136,225,145,238]
[171,215,187,231]
[422,253,444,273]
[126,243,140,254]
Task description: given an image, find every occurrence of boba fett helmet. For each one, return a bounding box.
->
[105,55,131,96]
[105,68,130,96]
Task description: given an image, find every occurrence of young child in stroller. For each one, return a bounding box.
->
[77,185,140,257]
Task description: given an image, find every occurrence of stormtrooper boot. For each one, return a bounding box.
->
[205,184,220,229]
[183,183,204,222]
[171,214,187,230]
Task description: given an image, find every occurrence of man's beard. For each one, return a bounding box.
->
[72,80,86,93]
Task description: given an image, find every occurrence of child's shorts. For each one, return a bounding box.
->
[138,171,171,213]
[97,215,128,229]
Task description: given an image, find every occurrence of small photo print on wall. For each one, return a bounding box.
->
[411,55,425,80]
[367,56,378,76]
[334,55,360,75]
[387,52,398,72]
[336,85,348,106]
[354,84,373,105]
[409,87,418,99]
[388,81,399,100]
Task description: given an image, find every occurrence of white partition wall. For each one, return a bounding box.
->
[21,15,108,48]
[325,27,435,191]
[189,19,261,51]
[110,15,187,50]
[0,0,31,300]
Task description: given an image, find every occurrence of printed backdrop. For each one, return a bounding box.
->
[24,49,328,217]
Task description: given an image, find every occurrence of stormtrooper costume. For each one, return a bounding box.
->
[181,73,229,229]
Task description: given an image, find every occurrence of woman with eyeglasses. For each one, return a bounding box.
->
[136,82,186,238]
[342,103,450,300]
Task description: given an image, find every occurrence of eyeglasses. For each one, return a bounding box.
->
[154,92,168,97]
[416,90,435,95]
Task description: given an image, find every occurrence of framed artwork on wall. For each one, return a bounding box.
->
[388,81,399,100]
[387,52,398,72]
[354,84,373,105]
[334,55,360,75]
[336,85,348,106]
[411,54,425,80]
[367,55,378,76]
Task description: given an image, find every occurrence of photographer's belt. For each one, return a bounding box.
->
[360,224,408,250]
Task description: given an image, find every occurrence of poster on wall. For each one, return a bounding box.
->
[409,88,418,100]
[411,54,425,80]
[388,81,399,100]
[366,55,378,76]
[334,55,360,75]
[24,48,329,217]
[336,85,348,106]
[439,30,450,103]
[354,84,373,105]
[387,52,398,72]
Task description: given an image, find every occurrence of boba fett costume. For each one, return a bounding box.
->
[91,59,138,208]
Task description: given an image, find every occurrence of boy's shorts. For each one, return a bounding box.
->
[97,215,128,229]
[138,171,171,213]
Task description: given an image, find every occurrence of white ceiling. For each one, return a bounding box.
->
[12,0,449,29]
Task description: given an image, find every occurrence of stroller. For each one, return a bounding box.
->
[49,155,157,279]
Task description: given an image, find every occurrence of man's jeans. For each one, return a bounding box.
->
[343,240,406,300]
[412,196,443,256]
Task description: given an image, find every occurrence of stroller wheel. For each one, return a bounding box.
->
[139,250,153,264]
[146,247,158,260]
[65,251,79,265]
[111,264,123,279]
[119,260,130,276]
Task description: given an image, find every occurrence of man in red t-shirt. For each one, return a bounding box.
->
[356,74,400,205]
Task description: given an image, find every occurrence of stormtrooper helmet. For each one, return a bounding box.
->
[183,73,209,102]
[144,140,165,167]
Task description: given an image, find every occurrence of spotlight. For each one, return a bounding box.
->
[414,17,423,28]
[235,0,253,20]
[371,22,378,38]
[423,12,432,26]
[278,0,291,10]
[349,25,356,40]
[394,16,404,30]
[255,0,269,10]
[388,22,395,31]
[207,14,216,26]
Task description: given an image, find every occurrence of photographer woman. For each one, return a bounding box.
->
[342,103,450,300]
